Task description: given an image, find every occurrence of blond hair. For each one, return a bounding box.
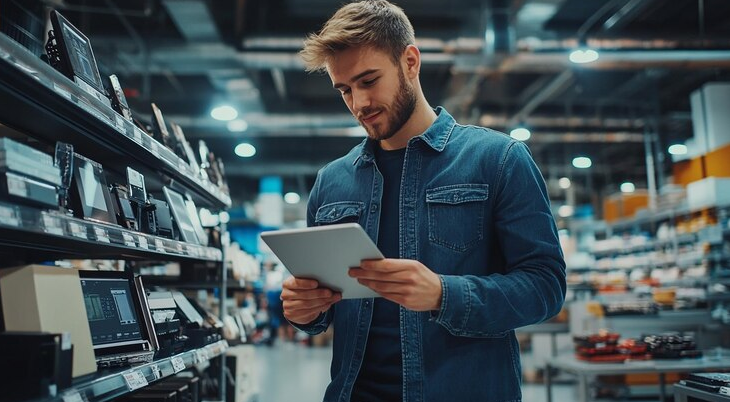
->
[300,0,415,72]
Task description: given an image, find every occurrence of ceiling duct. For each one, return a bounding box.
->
[484,0,515,55]
[162,0,220,42]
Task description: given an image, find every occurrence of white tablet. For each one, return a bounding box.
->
[260,223,384,299]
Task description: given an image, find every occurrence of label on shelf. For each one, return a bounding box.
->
[94,227,110,243]
[133,129,143,145]
[150,364,162,380]
[122,232,136,248]
[195,349,209,364]
[171,356,186,373]
[155,238,165,252]
[41,213,64,236]
[137,235,149,250]
[150,142,160,158]
[0,205,20,227]
[122,370,148,391]
[52,83,72,100]
[68,221,87,239]
[114,114,125,133]
[61,390,83,402]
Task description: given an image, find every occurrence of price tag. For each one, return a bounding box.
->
[53,83,72,100]
[0,205,20,227]
[150,142,160,158]
[195,349,209,364]
[114,114,126,132]
[94,227,110,243]
[62,390,83,402]
[150,364,162,380]
[138,235,149,250]
[171,356,186,373]
[122,370,148,391]
[68,222,87,239]
[42,213,64,236]
[122,232,136,247]
[155,239,165,252]
[133,128,143,145]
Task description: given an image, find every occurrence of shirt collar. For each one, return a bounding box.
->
[354,106,455,165]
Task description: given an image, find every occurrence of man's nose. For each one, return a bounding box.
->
[352,89,371,114]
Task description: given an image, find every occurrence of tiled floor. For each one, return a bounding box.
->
[253,342,577,402]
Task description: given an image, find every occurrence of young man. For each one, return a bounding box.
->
[281,1,566,401]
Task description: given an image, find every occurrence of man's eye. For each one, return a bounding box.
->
[363,78,377,86]
[341,88,351,95]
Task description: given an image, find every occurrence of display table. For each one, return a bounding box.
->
[674,384,730,402]
[516,322,569,357]
[545,353,730,402]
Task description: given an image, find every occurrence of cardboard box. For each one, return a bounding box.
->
[0,265,96,377]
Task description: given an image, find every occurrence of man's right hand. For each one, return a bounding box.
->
[281,277,342,325]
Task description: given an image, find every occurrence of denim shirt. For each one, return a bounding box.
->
[295,107,566,402]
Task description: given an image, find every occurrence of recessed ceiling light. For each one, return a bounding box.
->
[668,144,688,155]
[569,49,599,64]
[211,105,238,121]
[572,156,592,169]
[235,142,256,158]
[620,182,635,193]
[227,119,248,132]
[558,177,571,189]
[510,127,531,141]
[284,192,301,204]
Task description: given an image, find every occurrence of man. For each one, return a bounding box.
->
[281,1,566,401]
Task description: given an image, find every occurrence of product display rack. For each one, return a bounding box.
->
[0,27,232,402]
[0,34,231,210]
[0,201,222,266]
[31,340,228,402]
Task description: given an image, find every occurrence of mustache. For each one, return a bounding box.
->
[357,108,382,120]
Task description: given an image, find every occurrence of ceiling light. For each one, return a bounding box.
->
[558,177,571,189]
[227,119,248,132]
[620,182,635,193]
[572,156,592,169]
[668,144,688,155]
[510,127,531,141]
[235,142,256,158]
[284,192,301,204]
[569,48,599,64]
[558,205,574,218]
[211,105,238,121]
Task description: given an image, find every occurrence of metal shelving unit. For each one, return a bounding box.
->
[33,340,228,402]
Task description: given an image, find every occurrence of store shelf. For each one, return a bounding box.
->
[0,201,222,266]
[0,33,231,210]
[592,233,699,256]
[606,203,730,232]
[143,275,251,290]
[673,383,730,402]
[34,340,228,402]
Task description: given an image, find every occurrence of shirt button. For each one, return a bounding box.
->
[370,204,378,213]
[365,300,370,306]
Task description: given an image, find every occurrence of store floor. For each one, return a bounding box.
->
[254,342,576,402]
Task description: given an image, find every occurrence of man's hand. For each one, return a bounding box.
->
[281,277,342,325]
[349,259,442,311]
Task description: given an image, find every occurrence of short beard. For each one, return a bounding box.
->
[361,67,417,142]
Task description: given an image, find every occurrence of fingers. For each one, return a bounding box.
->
[356,278,406,295]
[283,276,319,290]
[281,287,336,301]
[283,295,339,312]
[359,259,404,272]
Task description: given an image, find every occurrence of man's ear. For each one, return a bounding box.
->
[402,45,421,79]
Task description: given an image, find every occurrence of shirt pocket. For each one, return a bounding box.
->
[314,201,365,226]
[426,184,489,252]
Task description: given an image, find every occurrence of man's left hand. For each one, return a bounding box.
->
[349,259,442,311]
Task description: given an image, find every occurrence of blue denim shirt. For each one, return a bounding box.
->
[296,107,566,402]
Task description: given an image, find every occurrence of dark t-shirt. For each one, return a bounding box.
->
[350,145,405,402]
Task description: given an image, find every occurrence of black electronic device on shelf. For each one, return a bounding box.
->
[146,291,185,358]
[110,183,138,231]
[163,186,200,245]
[171,292,221,349]
[78,270,157,368]
[45,10,110,107]
[170,122,199,172]
[151,103,178,152]
[69,153,117,225]
[54,142,74,211]
[107,74,133,122]
[149,195,174,240]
